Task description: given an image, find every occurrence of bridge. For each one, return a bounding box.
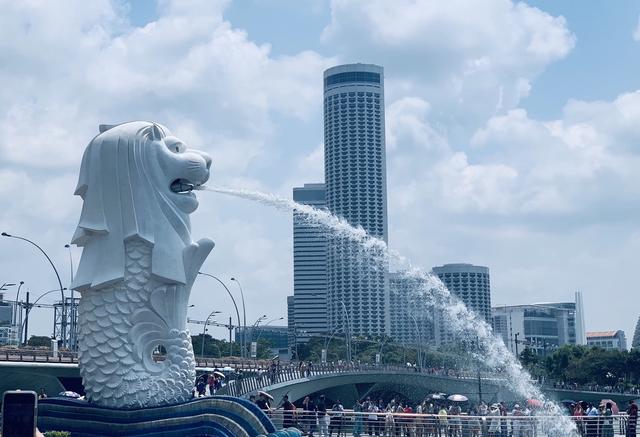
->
[215,364,639,407]
[0,352,637,407]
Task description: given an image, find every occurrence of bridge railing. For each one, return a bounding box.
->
[266,410,637,437]
[214,363,494,397]
[0,349,78,364]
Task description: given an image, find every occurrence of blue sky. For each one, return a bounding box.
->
[1,0,639,344]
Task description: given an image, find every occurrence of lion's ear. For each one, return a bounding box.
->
[99,124,117,133]
[150,123,164,141]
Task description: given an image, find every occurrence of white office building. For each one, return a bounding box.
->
[492,292,587,356]
[324,63,389,336]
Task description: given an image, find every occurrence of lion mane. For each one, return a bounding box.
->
[71,121,195,291]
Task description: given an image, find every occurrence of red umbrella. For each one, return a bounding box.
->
[599,399,619,414]
[526,399,543,408]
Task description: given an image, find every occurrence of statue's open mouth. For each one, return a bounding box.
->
[170,178,196,194]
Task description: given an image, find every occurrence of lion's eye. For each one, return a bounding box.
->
[168,142,186,153]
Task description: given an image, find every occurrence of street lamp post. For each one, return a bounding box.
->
[337,300,352,362]
[64,244,77,350]
[197,272,242,356]
[14,281,24,345]
[408,314,422,368]
[324,327,345,362]
[254,317,284,344]
[200,310,221,358]
[230,277,247,359]
[19,287,67,345]
[2,232,67,348]
[253,315,267,328]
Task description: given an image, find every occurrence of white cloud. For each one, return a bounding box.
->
[633,15,640,41]
[3,0,639,341]
[0,0,333,336]
[323,0,575,128]
[0,0,333,172]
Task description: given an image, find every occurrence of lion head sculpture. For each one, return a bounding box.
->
[71,121,212,291]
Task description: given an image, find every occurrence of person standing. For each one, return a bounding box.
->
[207,373,215,395]
[317,395,329,437]
[487,404,500,437]
[196,377,207,397]
[353,399,364,437]
[602,403,614,437]
[282,394,296,429]
[438,405,449,437]
[329,399,344,437]
[303,396,316,437]
[255,393,272,413]
[585,403,599,437]
[628,400,638,437]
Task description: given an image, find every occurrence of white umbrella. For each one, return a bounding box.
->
[447,394,469,402]
[258,390,274,400]
[213,371,225,378]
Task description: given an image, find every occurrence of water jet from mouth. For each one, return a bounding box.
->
[197,184,578,436]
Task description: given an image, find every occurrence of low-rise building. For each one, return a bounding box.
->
[235,325,290,361]
[492,292,586,356]
[0,293,19,346]
[586,330,627,351]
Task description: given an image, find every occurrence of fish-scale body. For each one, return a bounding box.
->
[78,239,196,409]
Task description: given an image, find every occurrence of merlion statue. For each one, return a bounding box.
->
[71,121,214,408]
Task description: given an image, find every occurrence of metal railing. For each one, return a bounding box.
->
[215,363,504,397]
[263,410,638,437]
[0,349,78,363]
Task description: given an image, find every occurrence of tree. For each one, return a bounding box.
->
[27,335,52,347]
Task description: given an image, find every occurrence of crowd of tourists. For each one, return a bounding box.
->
[193,371,227,397]
[259,395,639,437]
[569,400,637,437]
[550,380,640,396]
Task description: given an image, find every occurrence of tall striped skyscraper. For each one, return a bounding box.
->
[323,63,389,336]
[292,183,327,342]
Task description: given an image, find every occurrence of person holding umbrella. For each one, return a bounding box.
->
[256,391,273,413]
[601,402,614,437]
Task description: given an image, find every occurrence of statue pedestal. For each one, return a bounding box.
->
[38,395,301,437]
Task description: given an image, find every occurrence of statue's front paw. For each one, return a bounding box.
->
[184,238,215,286]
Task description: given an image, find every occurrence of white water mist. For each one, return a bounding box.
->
[198,184,578,436]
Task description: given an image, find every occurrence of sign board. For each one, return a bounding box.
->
[375,353,381,364]
[250,341,257,358]
[321,348,327,363]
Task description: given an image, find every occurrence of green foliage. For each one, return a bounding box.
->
[27,335,52,347]
[44,431,71,437]
[518,344,640,387]
[293,334,461,367]
[190,334,273,359]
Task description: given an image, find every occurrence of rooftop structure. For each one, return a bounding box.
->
[586,330,627,351]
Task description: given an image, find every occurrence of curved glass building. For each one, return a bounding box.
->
[323,63,389,336]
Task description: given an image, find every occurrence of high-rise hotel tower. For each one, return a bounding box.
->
[323,64,389,336]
